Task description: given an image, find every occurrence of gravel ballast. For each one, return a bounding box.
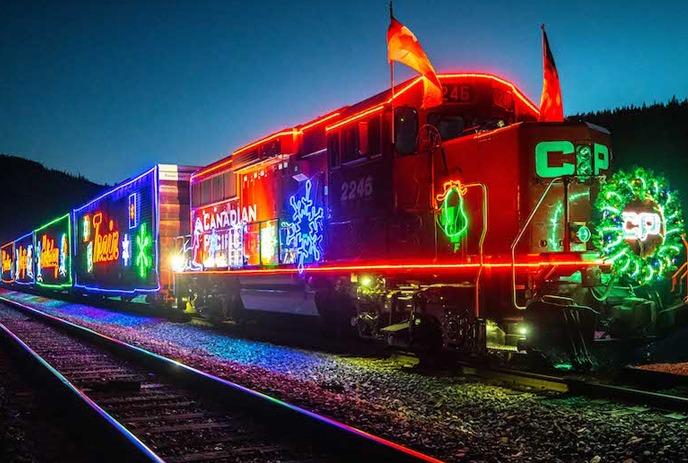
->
[3,289,688,462]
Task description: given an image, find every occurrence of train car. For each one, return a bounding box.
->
[72,164,196,302]
[173,72,633,366]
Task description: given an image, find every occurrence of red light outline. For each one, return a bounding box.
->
[177,258,606,277]
[299,111,342,131]
[438,72,540,115]
[193,72,539,181]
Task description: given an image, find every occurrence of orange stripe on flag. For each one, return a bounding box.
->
[387,17,442,108]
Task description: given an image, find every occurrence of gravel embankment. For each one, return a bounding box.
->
[637,363,688,376]
[3,289,688,462]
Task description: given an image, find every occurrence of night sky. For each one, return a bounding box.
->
[2,0,687,184]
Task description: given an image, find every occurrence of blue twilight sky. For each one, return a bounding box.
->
[1,0,687,184]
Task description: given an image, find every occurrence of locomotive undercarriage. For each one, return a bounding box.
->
[174,264,684,371]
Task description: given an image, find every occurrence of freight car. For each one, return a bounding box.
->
[0,164,196,303]
[171,72,679,368]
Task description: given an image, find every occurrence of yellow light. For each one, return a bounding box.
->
[171,254,186,273]
[360,275,374,288]
[517,325,528,336]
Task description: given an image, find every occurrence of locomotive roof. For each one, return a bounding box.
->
[192,73,540,181]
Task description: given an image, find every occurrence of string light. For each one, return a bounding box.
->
[594,167,684,284]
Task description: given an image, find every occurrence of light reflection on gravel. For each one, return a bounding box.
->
[3,289,688,462]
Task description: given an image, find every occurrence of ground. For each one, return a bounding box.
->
[2,288,688,462]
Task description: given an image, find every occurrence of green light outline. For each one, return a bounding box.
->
[594,167,684,284]
[33,213,72,289]
[438,185,469,247]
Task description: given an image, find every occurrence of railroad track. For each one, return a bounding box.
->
[458,361,688,412]
[0,298,440,463]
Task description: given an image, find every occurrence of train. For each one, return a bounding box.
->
[2,73,685,369]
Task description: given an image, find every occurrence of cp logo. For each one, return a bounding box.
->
[622,211,662,242]
[535,141,609,178]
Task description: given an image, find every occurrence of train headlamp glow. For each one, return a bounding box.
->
[171,254,186,273]
[359,275,374,288]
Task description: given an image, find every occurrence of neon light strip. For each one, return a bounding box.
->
[73,166,161,295]
[233,129,298,157]
[326,76,423,131]
[193,72,538,181]
[192,112,343,182]
[34,213,73,289]
[74,166,158,213]
[325,105,385,131]
[13,231,35,286]
[438,73,540,115]
[179,259,606,277]
[327,73,540,132]
[298,111,342,131]
[1,295,442,463]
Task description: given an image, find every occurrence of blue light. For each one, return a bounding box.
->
[281,179,324,273]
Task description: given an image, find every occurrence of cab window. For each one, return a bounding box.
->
[427,113,466,141]
[394,107,418,155]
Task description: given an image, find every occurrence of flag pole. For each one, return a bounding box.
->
[389,1,395,145]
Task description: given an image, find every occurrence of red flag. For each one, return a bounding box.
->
[539,25,564,122]
[387,16,442,109]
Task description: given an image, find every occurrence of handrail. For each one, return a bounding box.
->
[511,177,562,310]
[461,183,488,317]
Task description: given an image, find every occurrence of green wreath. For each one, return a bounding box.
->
[594,167,684,284]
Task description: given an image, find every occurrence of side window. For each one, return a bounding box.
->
[357,121,368,156]
[341,126,359,163]
[191,182,201,207]
[200,179,211,205]
[327,133,340,168]
[211,174,223,203]
[368,116,381,156]
[223,172,236,199]
[395,107,418,155]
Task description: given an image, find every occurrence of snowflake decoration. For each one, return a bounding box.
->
[282,180,324,273]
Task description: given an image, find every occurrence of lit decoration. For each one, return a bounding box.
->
[92,213,120,263]
[547,191,589,252]
[72,166,160,295]
[192,201,257,269]
[35,241,42,282]
[38,234,60,279]
[281,179,324,273]
[32,214,72,288]
[26,245,34,279]
[436,180,469,250]
[135,222,152,278]
[594,167,684,284]
[59,233,68,277]
[260,220,279,266]
[87,242,94,272]
[16,246,27,279]
[83,215,90,242]
[128,193,138,229]
[122,233,131,266]
[1,243,13,283]
[576,225,591,243]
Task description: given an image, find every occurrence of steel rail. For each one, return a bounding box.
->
[0,319,163,462]
[0,295,442,463]
[458,361,688,412]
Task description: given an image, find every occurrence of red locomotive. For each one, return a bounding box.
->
[175,73,621,367]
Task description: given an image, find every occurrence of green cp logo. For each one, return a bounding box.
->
[535,141,610,178]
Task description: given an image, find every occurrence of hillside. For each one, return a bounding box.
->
[571,97,688,202]
[0,155,105,243]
